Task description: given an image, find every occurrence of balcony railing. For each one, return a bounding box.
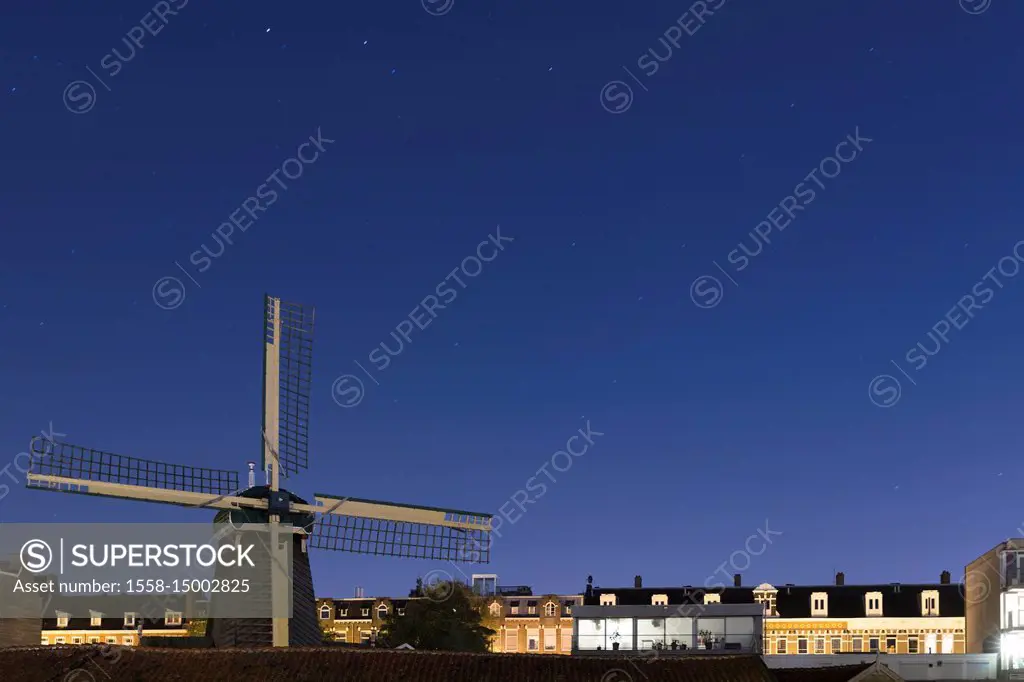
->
[1006,568,1024,589]
[577,634,759,654]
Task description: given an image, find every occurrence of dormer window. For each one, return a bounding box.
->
[527,601,537,615]
[56,613,69,628]
[865,592,883,616]
[124,613,136,627]
[339,608,348,617]
[562,600,573,615]
[397,608,405,616]
[753,583,778,617]
[921,590,939,616]
[361,608,369,617]
[703,593,721,605]
[599,594,617,606]
[376,604,388,618]
[319,604,332,620]
[165,611,182,626]
[510,600,520,615]
[490,602,502,616]
[651,594,668,606]
[811,592,828,617]
[544,602,557,617]
[89,612,102,627]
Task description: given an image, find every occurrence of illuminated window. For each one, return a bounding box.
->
[527,629,539,651]
[544,602,557,617]
[55,637,66,644]
[599,594,617,606]
[90,613,102,627]
[921,590,940,616]
[852,637,862,652]
[777,638,787,654]
[505,629,518,652]
[490,602,502,616]
[319,605,331,620]
[88,637,99,644]
[166,611,182,626]
[798,638,808,654]
[886,637,896,653]
[811,592,828,617]
[865,592,883,616]
[703,593,721,605]
[544,629,556,650]
[376,604,388,618]
[815,637,824,654]
[511,601,520,615]
[124,613,136,627]
[561,629,572,652]
[56,614,69,628]
[72,637,82,644]
[651,594,668,606]
[831,637,841,653]
[909,636,919,654]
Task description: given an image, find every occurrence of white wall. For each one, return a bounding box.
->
[763,654,998,680]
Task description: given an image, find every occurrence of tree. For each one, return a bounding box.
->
[187,619,207,637]
[379,580,495,652]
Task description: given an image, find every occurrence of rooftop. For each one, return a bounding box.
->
[0,646,779,682]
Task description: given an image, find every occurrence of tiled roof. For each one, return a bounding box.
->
[586,584,964,618]
[0,646,779,682]
[773,664,874,682]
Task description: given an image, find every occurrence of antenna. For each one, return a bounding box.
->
[247,462,256,489]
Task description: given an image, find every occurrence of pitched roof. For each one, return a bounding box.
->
[773,664,874,682]
[0,646,778,682]
[586,584,964,618]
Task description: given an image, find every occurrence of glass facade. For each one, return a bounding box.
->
[576,615,756,651]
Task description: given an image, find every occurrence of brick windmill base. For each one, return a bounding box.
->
[206,487,320,648]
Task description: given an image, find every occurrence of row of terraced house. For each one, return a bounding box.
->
[34,538,1024,675]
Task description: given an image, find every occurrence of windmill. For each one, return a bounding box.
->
[24,294,493,647]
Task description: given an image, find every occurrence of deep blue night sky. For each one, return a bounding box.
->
[2,0,1023,600]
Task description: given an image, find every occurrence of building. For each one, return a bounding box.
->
[582,572,965,657]
[964,538,1024,675]
[318,576,583,654]
[766,654,998,681]
[774,662,907,682]
[40,610,189,646]
[573,599,764,654]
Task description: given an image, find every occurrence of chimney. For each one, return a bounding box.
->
[940,570,950,585]
[734,574,741,587]
[634,575,642,589]
[585,576,593,598]
[835,572,845,586]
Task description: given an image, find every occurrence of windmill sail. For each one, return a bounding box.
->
[26,438,254,510]
[307,494,492,562]
[262,295,314,479]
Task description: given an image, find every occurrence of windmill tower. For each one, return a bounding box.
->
[24,294,493,647]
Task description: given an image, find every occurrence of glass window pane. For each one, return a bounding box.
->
[606,617,634,650]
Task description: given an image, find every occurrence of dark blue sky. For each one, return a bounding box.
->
[2,0,1023,600]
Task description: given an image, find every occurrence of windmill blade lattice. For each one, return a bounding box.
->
[308,494,492,563]
[27,438,239,497]
[263,295,314,478]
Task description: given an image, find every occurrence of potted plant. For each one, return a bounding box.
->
[612,641,620,650]
[699,630,714,650]
[670,640,679,650]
